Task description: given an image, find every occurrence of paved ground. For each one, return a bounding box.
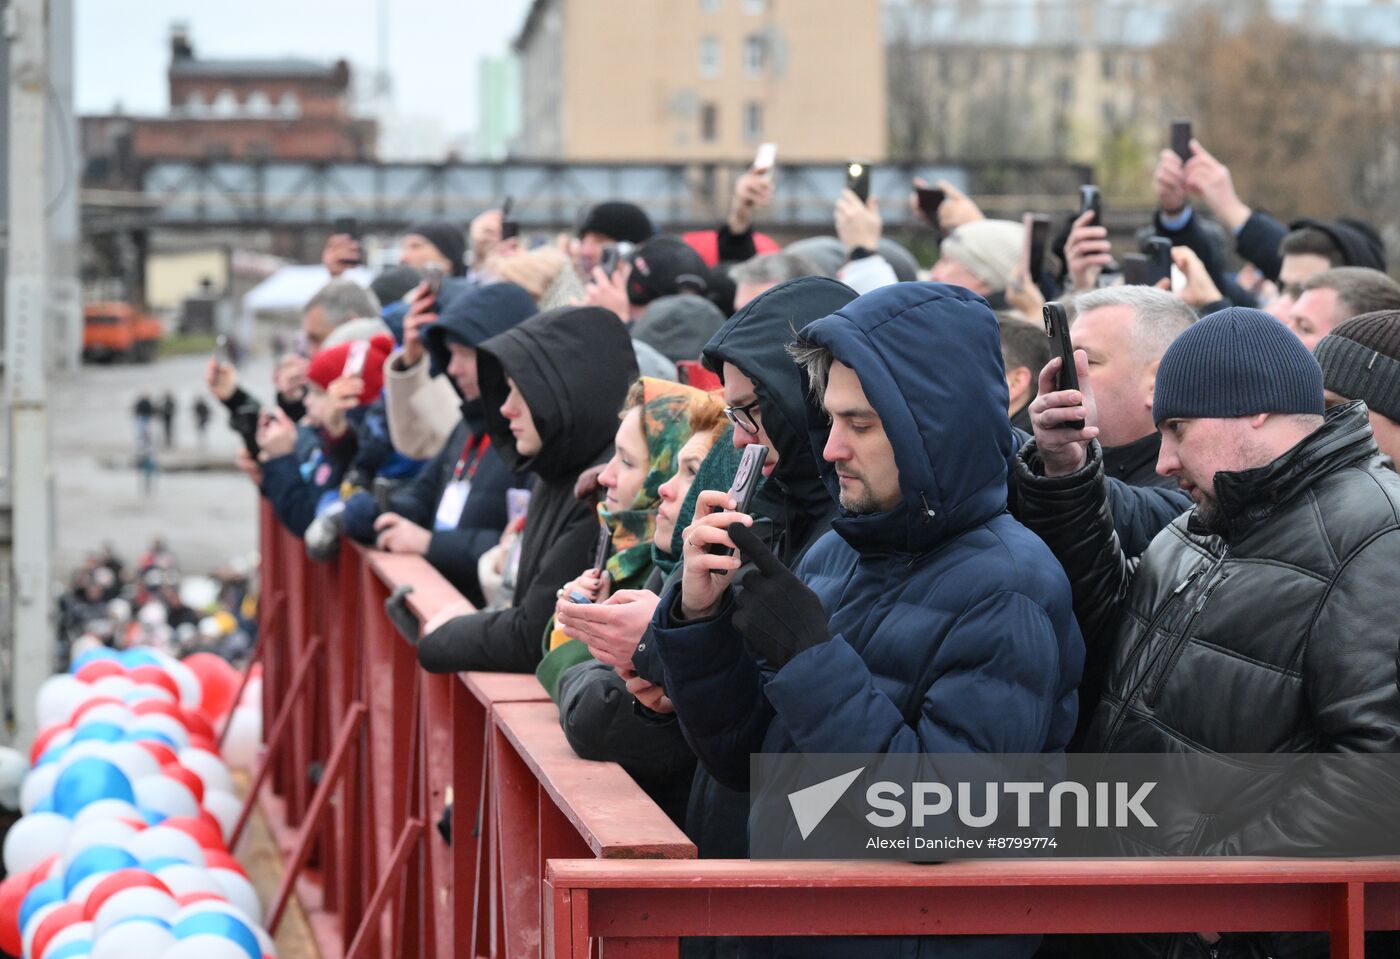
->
[49,352,276,575]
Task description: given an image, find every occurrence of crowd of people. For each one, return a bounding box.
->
[206,136,1400,959]
[59,540,258,671]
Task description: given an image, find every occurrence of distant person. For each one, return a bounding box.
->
[135,419,157,498]
[159,391,177,448]
[192,397,212,449]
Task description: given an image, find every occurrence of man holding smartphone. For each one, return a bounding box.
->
[653,282,1084,959]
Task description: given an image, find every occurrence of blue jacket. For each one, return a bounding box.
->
[260,424,351,538]
[653,283,1085,959]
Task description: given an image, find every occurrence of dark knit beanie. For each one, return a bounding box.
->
[406,221,467,276]
[577,201,655,245]
[1315,310,1400,423]
[1153,307,1323,424]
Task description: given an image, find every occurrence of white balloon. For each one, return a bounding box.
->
[159,934,249,959]
[220,708,260,770]
[125,684,177,705]
[47,855,65,880]
[74,704,134,729]
[200,791,241,845]
[41,919,93,958]
[239,677,261,709]
[152,863,222,899]
[56,741,112,770]
[37,675,86,728]
[90,676,136,700]
[94,887,179,936]
[33,728,74,765]
[209,868,261,925]
[97,742,161,786]
[90,918,174,959]
[125,825,206,868]
[173,901,274,957]
[176,749,234,797]
[70,870,119,906]
[3,812,73,874]
[133,775,199,820]
[128,716,190,750]
[64,819,141,863]
[147,652,202,711]
[19,762,60,815]
[21,901,62,957]
[73,799,142,828]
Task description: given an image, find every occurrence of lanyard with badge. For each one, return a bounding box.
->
[434,434,491,531]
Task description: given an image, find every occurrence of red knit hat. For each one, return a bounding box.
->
[307,333,394,406]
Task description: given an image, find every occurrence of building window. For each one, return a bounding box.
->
[212,89,238,117]
[245,91,271,116]
[184,91,206,116]
[743,101,764,143]
[743,0,766,12]
[700,36,721,78]
[701,0,721,10]
[701,103,718,142]
[278,92,301,117]
[743,34,767,76]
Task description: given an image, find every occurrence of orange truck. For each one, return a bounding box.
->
[83,302,163,363]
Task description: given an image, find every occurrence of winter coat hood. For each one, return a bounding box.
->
[477,306,639,480]
[798,282,1013,556]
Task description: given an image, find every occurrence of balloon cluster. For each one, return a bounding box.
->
[0,648,273,959]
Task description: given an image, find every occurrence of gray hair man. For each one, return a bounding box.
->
[730,252,825,311]
[1289,266,1400,352]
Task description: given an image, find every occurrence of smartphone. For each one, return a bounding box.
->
[1022,214,1052,282]
[1121,253,1150,286]
[214,333,231,366]
[1171,120,1192,163]
[1042,303,1084,431]
[753,142,777,179]
[1078,185,1102,226]
[422,264,445,309]
[598,245,621,278]
[567,590,593,605]
[845,161,871,203]
[500,196,519,241]
[342,339,370,378]
[592,522,612,572]
[230,403,262,459]
[916,186,945,223]
[707,443,769,556]
[332,216,360,239]
[1143,236,1173,287]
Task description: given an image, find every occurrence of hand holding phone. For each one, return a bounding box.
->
[753,143,777,179]
[916,185,946,226]
[707,444,768,556]
[1078,185,1102,227]
[500,196,519,242]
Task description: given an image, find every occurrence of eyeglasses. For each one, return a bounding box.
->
[724,398,762,435]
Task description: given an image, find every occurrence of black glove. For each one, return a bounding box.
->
[728,522,829,668]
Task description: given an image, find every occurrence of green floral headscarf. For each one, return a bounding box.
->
[652,424,746,581]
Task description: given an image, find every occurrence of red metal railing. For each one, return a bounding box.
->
[257,501,1400,959]
[253,502,694,959]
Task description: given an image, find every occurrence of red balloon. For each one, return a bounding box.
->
[202,850,247,878]
[196,807,224,839]
[181,710,216,742]
[161,816,225,853]
[183,653,240,724]
[127,666,180,701]
[160,762,205,804]
[175,891,225,907]
[74,661,125,683]
[135,740,179,767]
[0,871,33,955]
[187,734,219,755]
[29,724,71,764]
[131,699,183,723]
[30,901,83,959]
[81,868,171,921]
[69,696,124,724]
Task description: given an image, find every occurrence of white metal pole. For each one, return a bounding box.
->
[4,0,54,749]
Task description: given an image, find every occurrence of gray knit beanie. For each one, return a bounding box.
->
[1315,310,1400,422]
[939,220,1024,293]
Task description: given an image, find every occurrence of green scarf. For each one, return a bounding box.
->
[652,424,747,581]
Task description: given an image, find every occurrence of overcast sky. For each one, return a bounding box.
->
[75,0,532,138]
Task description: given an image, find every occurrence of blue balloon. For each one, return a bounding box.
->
[71,648,120,673]
[33,794,55,814]
[172,914,260,959]
[140,856,188,873]
[52,757,134,817]
[36,743,66,767]
[18,877,63,936]
[63,845,139,896]
[124,728,178,750]
[140,809,168,827]
[46,941,94,959]
[70,721,125,744]
[119,648,162,668]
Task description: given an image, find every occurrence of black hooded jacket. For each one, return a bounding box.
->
[416,307,638,673]
[383,284,537,606]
